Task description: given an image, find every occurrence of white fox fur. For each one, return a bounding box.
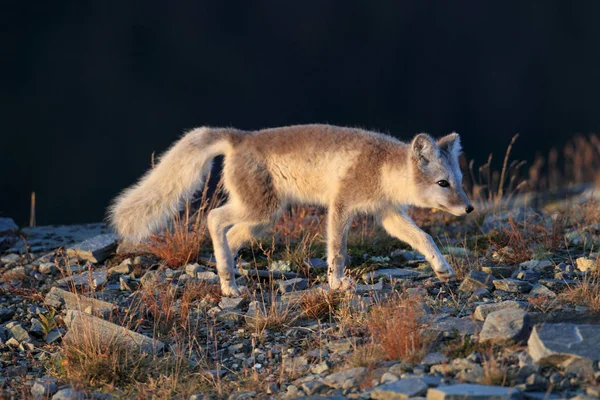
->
[109,124,473,296]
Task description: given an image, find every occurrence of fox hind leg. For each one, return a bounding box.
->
[207,204,244,296]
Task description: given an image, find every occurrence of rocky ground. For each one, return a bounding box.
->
[1,192,600,399]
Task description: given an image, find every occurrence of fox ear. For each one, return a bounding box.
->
[412,133,438,163]
[437,133,462,157]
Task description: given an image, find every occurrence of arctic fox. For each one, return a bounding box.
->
[109,124,474,296]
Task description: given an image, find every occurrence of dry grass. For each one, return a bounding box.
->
[300,288,343,320]
[366,294,429,363]
[144,174,223,268]
[527,295,559,313]
[559,274,600,312]
[347,342,387,369]
[246,295,298,335]
[481,347,509,386]
[56,322,153,387]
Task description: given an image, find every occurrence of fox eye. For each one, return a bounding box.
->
[437,180,450,188]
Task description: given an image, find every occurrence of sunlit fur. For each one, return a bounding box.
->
[109,124,473,296]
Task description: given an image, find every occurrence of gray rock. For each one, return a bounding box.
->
[323,367,367,389]
[108,259,132,275]
[39,262,58,274]
[381,372,400,384]
[301,379,326,395]
[576,257,597,272]
[0,307,15,322]
[219,297,247,311]
[66,233,117,263]
[371,378,428,399]
[304,258,328,270]
[426,383,522,399]
[528,283,557,298]
[227,391,256,400]
[44,287,115,315]
[31,377,58,397]
[520,260,554,273]
[140,270,167,287]
[459,271,494,292]
[239,269,300,280]
[55,269,107,289]
[515,270,539,283]
[363,268,422,283]
[1,253,20,263]
[0,217,18,235]
[51,388,86,400]
[479,308,529,344]
[196,271,220,283]
[119,276,139,291]
[278,277,309,293]
[185,263,204,276]
[63,310,164,353]
[427,315,477,337]
[473,300,522,321]
[422,352,449,366]
[528,323,600,366]
[5,322,30,342]
[480,265,514,278]
[244,301,266,323]
[493,278,532,293]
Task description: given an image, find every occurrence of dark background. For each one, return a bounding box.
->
[2,1,600,226]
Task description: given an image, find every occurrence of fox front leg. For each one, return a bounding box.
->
[379,209,456,282]
[326,204,355,290]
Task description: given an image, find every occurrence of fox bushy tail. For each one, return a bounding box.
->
[108,127,240,241]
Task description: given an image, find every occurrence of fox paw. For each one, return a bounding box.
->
[434,263,456,282]
[329,276,356,291]
[221,283,248,297]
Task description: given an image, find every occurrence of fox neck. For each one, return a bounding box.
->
[380,156,421,207]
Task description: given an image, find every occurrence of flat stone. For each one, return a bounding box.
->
[1,253,20,263]
[304,258,328,270]
[426,383,522,399]
[63,310,164,353]
[39,262,58,274]
[528,283,557,298]
[480,265,514,278]
[239,269,300,280]
[278,277,309,293]
[185,263,204,276]
[0,217,18,235]
[473,300,522,321]
[371,378,428,399]
[51,388,86,400]
[44,287,115,315]
[108,259,132,275]
[493,278,532,293]
[356,280,384,293]
[196,271,219,283]
[520,260,554,273]
[576,257,597,272]
[6,322,30,342]
[363,268,422,283]
[479,308,529,344]
[422,352,449,366]
[301,379,326,395]
[459,271,494,292]
[31,377,58,397]
[66,233,117,263]
[0,307,15,322]
[515,270,539,283]
[426,315,477,338]
[219,297,247,310]
[55,269,107,289]
[528,323,600,366]
[323,367,367,389]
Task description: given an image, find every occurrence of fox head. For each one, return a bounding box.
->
[410,133,474,216]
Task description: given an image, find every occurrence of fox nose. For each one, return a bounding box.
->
[465,205,474,214]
